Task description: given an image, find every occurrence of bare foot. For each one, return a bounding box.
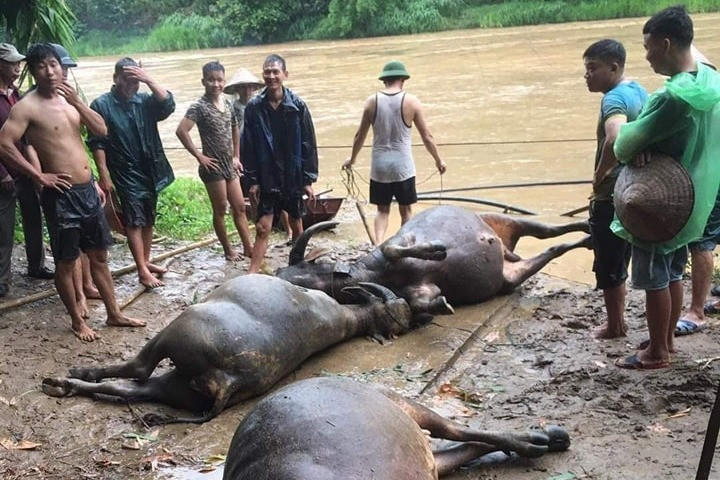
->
[225,249,243,262]
[593,322,626,339]
[106,314,147,328]
[148,263,168,276]
[72,322,99,342]
[139,272,165,289]
[84,285,102,300]
[76,298,90,319]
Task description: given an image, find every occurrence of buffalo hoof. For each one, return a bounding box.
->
[41,378,74,397]
[544,425,571,452]
[143,412,171,426]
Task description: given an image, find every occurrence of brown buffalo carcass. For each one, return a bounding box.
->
[277,205,590,316]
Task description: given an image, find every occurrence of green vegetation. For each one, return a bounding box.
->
[451,0,720,29]
[155,177,215,240]
[63,0,720,55]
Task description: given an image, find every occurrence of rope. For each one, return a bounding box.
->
[162,137,596,152]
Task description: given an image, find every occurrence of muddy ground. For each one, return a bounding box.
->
[1,202,720,480]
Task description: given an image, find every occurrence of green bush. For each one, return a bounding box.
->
[155,177,216,240]
[144,13,233,51]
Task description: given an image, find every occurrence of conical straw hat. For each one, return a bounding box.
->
[224,68,264,94]
[613,154,694,243]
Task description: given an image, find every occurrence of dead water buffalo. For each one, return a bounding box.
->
[223,376,570,479]
[41,275,412,424]
[277,205,590,314]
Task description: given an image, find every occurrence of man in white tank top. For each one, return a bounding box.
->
[343,60,446,244]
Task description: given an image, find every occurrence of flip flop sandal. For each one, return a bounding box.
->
[675,318,704,336]
[704,302,720,315]
[615,354,670,370]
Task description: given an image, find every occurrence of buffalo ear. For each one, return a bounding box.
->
[341,286,378,303]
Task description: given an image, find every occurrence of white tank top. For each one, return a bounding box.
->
[370,91,415,183]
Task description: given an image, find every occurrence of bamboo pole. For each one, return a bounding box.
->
[416,195,536,215]
[0,234,229,314]
[355,201,376,245]
[417,179,591,196]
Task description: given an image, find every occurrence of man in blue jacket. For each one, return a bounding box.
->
[242,54,318,273]
[88,58,175,289]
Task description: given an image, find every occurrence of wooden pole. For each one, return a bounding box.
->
[355,201,376,245]
[0,234,230,314]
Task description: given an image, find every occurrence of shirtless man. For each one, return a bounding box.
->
[0,43,145,341]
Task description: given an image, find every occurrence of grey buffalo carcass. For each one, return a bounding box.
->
[41,274,413,424]
[223,376,570,479]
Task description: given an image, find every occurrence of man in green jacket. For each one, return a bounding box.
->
[612,6,720,370]
[88,58,175,289]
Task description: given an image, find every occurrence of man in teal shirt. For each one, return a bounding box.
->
[88,58,175,289]
[612,6,720,370]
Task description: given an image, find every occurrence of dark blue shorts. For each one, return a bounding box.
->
[370,177,417,206]
[589,200,630,289]
[689,189,720,252]
[41,182,113,262]
[119,195,157,228]
[256,190,305,221]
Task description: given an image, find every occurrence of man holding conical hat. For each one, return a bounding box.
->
[342,60,446,244]
[611,6,720,370]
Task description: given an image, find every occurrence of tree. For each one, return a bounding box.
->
[315,0,464,38]
[1,0,76,50]
[218,0,329,44]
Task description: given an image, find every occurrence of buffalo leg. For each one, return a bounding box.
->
[41,370,212,413]
[480,213,589,251]
[434,443,498,476]
[68,335,166,382]
[500,236,591,292]
[383,389,569,458]
[382,235,447,262]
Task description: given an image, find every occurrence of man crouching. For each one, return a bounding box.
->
[0,43,145,341]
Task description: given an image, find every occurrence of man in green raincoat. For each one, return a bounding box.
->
[611,6,720,370]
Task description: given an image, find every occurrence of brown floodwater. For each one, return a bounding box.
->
[70,14,720,285]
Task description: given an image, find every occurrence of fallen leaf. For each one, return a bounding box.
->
[593,360,607,368]
[0,438,13,449]
[206,454,226,463]
[14,440,41,450]
[438,383,459,395]
[198,466,217,473]
[121,440,142,450]
[0,396,16,407]
[0,438,41,450]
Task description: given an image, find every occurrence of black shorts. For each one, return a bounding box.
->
[370,177,417,206]
[589,199,630,289]
[256,190,306,221]
[119,195,157,228]
[41,182,113,262]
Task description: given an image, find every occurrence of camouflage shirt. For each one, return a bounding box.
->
[185,95,238,179]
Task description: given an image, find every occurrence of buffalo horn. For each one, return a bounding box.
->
[357,282,399,301]
[288,221,339,265]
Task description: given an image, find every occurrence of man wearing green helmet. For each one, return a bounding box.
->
[343,60,446,244]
